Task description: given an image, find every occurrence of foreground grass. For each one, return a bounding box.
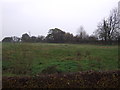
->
[2,43,119,76]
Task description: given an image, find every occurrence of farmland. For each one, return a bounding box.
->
[2,43,119,76]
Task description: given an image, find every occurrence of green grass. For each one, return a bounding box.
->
[2,43,119,76]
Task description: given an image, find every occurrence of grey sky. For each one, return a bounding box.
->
[1,0,119,40]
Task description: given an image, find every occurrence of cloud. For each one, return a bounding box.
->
[1,0,119,40]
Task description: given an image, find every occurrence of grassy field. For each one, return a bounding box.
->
[2,43,119,76]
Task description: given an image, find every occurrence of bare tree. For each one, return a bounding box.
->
[95,8,120,44]
[95,20,108,41]
[107,8,119,41]
[77,26,89,40]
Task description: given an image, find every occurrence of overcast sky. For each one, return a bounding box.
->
[1,0,119,40]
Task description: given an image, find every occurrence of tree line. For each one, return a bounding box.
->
[2,27,97,43]
[2,8,120,44]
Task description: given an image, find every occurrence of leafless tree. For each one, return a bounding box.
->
[95,8,120,43]
[107,8,119,41]
[77,25,89,40]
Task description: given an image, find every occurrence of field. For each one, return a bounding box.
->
[2,43,119,76]
[2,43,120,88]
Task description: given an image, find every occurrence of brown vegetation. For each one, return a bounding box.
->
[2,70,120,88]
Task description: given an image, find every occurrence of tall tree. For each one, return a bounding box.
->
[95,8,120,44]
[64,32,74,43]
[37,35,45,42]
[46,28,66,43]
[21,33,30,42]
[76,26,89,43]
[30,36,37,42]
[2,37,13,42]
[107,8,120,41]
